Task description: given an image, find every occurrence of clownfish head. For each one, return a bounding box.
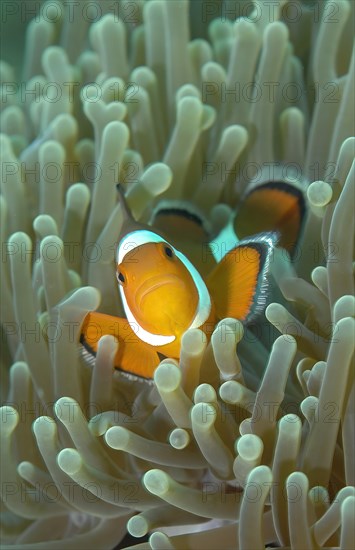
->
[115,186,211,349]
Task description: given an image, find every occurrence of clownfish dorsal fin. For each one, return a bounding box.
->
[116,184,133,223]
[116,183,148,242]
[115,184,171,263]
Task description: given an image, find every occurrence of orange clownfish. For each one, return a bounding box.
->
[234,179,306,257]
[80,186,280,380]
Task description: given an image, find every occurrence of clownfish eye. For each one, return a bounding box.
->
[117,271,125,284]
[164,245,174,258]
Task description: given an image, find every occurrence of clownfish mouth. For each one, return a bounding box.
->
[136,274,186,307]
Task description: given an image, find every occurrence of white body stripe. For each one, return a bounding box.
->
[174,249,211,329]
[117,230,211,346]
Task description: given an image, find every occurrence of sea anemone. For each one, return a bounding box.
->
[1,0,354,549]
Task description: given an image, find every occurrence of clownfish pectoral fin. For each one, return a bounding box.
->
[234,181,306,257]
[80,312,160,380]
[206,233,278,323]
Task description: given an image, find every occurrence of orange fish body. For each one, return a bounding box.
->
[116,239,217,358]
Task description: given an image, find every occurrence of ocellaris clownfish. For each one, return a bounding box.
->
[80,180,306,380]
[234,179,306,257]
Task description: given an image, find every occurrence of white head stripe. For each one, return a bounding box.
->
[117,230,168,264]
[174,250,211,328]
[119,286,176,346]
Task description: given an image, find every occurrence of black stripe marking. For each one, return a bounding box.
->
[236,232,279,323]
[245,180,306,222]
[155,207,204,226]
[80,332,96,358]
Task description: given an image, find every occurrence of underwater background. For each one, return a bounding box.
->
[1,1,354,549]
